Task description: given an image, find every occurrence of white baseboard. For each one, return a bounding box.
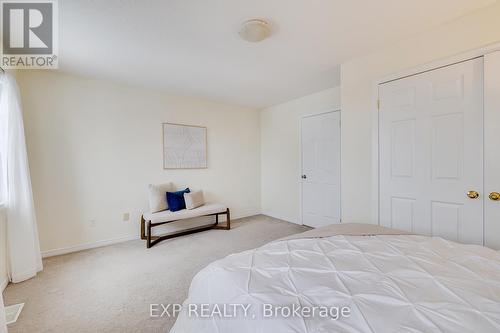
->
[1,276,8,292]
[41,235,139,258]
[41,211,262,258]
[232,210,261,220]
[261,211,300,225]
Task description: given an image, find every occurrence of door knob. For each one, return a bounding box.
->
[301,175,307,179]
[489,192,500,201]
[467,191,480,199]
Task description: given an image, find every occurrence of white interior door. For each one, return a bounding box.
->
[379,58,484,245]
[301,111,341,228]
[484,51,500,250]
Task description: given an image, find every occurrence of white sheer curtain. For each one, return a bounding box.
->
[0,290,6,333]
[0,73,42,284]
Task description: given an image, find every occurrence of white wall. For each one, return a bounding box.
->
[260,87,340,224]
[17,70,261,253]
[340,2,500,224]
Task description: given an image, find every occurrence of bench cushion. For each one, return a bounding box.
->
[144,203,227,224]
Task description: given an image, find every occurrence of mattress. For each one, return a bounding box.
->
[170,224,500,332]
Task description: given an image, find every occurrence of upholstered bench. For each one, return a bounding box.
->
[141,203,230,248]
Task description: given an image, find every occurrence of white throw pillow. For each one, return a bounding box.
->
[184,190,204,210]
[148,182,172,213]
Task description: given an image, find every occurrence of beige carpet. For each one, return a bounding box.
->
[3,215,309,333]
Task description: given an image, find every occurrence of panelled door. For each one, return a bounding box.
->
[301,111,341,228]
[484,51,500,250]
[379,58,484,245]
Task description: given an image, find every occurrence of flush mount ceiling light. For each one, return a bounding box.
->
[239,19,271,42]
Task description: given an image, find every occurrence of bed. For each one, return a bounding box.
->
[170,223,500,332]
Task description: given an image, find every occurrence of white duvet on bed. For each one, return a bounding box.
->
[170,234,500,333]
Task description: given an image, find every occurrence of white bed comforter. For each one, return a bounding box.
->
[170,234,500,333]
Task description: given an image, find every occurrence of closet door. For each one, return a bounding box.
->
[485,52,500,250]
[301,111,341,228]
[379,58,484,245]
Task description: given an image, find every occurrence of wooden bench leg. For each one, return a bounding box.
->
[147,221,152,249]
[213,208,231,230]
[226,208,231,230]
[140,215,146,240]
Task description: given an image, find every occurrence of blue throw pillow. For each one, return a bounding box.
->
[166,188,191,212]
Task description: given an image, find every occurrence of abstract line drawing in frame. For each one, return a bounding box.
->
[163,123,207,169]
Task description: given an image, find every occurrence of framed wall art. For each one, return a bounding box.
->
[163,123,207,169]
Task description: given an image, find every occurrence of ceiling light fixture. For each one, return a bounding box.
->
[239,19,271,42]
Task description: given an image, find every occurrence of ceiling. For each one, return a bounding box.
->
[60,0,496,108]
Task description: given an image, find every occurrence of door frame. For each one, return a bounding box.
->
[300,109,342,226]
[371,42,500,226]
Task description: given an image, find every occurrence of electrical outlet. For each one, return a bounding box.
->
[123,213,130,222]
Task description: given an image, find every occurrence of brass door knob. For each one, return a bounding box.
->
[467,191,480,199]
[489,192,500,201]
